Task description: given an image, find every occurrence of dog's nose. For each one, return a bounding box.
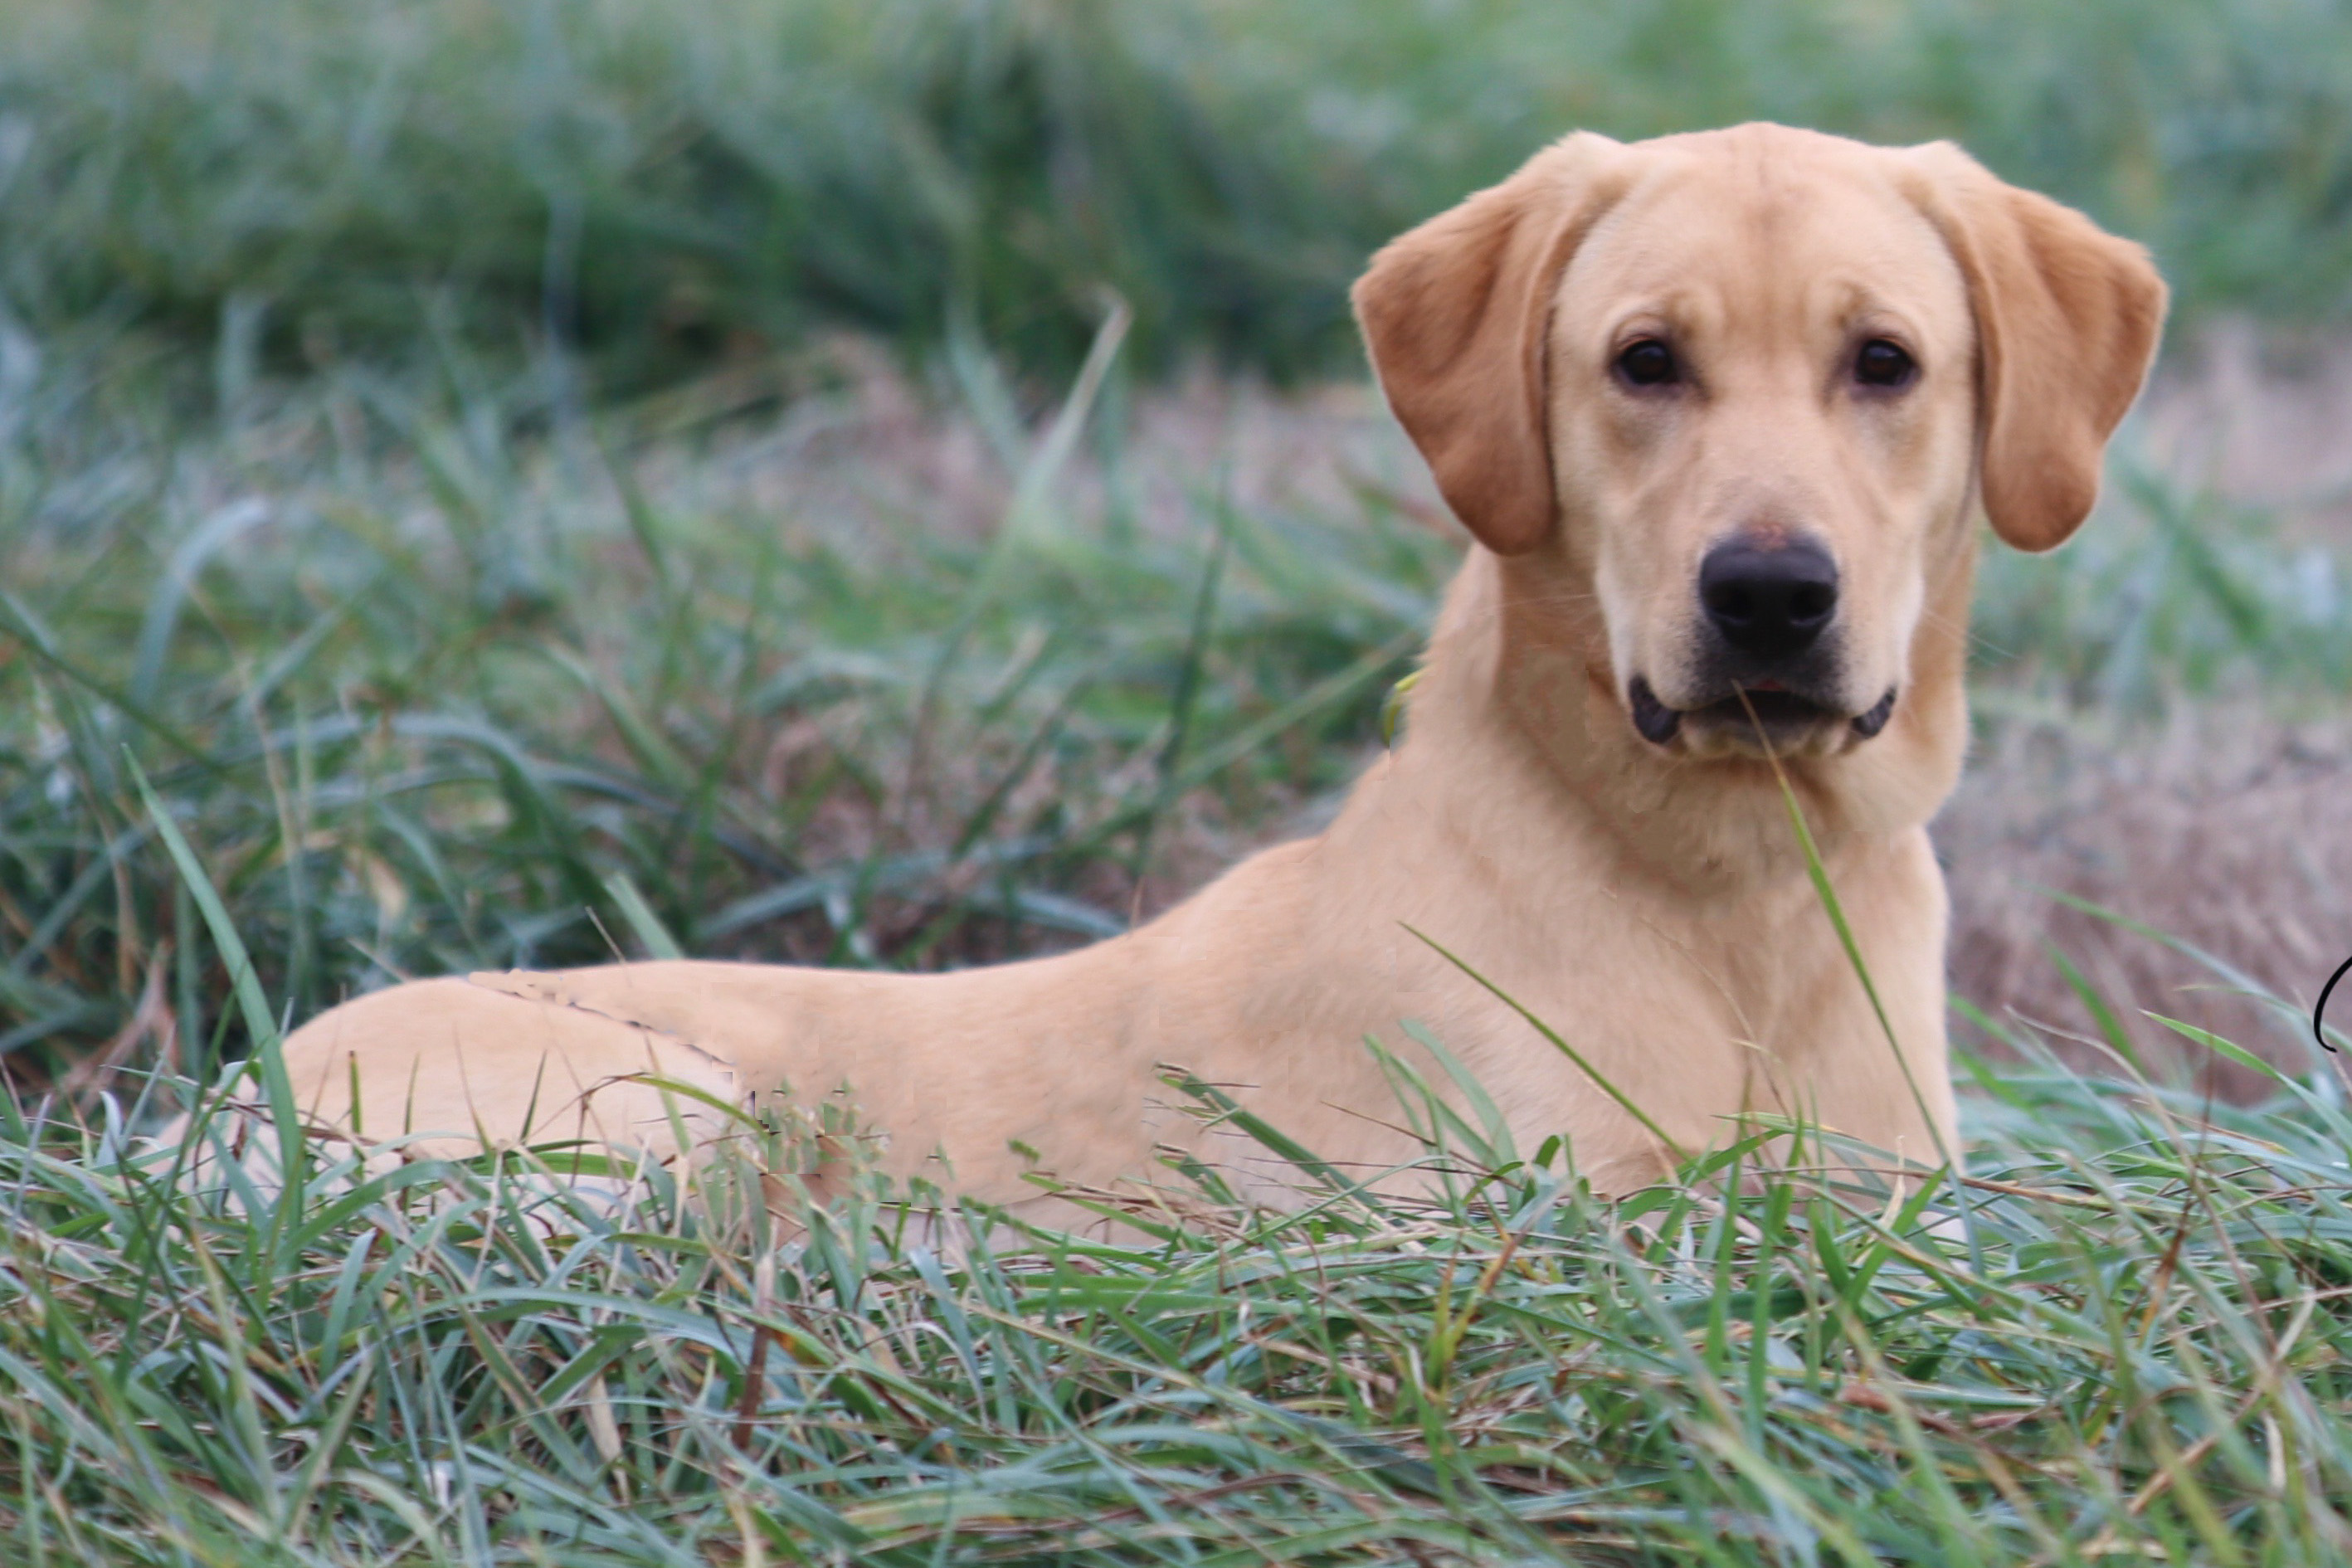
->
[1698,537,1838,660]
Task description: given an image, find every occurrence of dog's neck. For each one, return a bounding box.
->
[1392,538,1977,893]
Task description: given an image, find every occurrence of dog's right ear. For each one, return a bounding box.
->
[1352,133,1632,556]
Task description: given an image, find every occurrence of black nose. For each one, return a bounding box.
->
[1698,537,1839,660]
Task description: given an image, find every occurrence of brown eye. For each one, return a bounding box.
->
[1617,338,1679,387]
[1855,338,1916,388]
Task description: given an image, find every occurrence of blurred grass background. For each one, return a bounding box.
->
[6,0,2352,384]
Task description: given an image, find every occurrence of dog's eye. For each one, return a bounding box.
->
[1616,338,1679,387]
[1854,338,1916,388]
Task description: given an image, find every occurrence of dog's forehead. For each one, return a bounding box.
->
[1561,140,1969,339]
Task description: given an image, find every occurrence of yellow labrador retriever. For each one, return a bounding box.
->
[261,124,2164,1202]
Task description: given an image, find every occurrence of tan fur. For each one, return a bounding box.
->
[260,125,2165,1205]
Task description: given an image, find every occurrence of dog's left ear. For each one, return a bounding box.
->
[1906,143,2169,553]
[1352,133,1633,555]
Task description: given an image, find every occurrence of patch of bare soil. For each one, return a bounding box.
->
[631,340,1450,555]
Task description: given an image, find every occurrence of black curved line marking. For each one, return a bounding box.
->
[2315,951,2352,1054]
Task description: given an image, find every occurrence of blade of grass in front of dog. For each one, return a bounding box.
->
[1158,1065,1381,1207]
[1404,924,1687,1165]
[1736,701,1982,1274]
[1739,703,1956,1178]
[1400,1020,1517,1167]
[1769,769,1939,1152]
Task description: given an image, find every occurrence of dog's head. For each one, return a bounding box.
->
[1355,124,2165,762]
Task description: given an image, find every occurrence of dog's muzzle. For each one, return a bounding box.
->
[1621,531,1897,751]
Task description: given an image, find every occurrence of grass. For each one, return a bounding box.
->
[0,321,1456,1083]
[6,0,2352,384]
[2,1018,2350,1563]
[1971,464,2352,717]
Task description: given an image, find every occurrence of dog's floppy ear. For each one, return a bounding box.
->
[1352,133,1632,555]
[1906,143,2168,553]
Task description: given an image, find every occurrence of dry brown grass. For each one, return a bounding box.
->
[2137,319,2352,542]
[1941,711,2352,1088]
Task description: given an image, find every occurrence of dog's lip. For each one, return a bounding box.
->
[1627,676,1682,743]
[1851,687,1898,738]
[1625,679,1899,745]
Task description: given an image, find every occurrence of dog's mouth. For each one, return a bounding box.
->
[1628,677,1897,749]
